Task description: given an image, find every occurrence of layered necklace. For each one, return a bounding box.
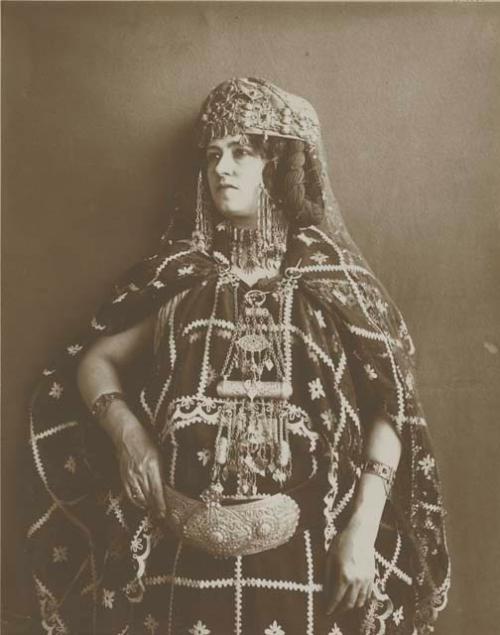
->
[203,221,300,500]
[211,198,288,274]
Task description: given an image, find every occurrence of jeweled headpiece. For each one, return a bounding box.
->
[197,77,321,147]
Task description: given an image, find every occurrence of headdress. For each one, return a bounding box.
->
[191,77,354,265]
[197,77,321,147]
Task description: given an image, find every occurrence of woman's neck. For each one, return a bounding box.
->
[212,218,288,275]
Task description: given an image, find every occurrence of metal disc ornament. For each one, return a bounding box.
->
[237,333,270,353]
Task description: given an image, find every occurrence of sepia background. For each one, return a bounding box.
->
[2,2,500,633]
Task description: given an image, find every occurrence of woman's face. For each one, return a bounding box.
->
[205,135,267,228]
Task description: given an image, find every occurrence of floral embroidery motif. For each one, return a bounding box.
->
[197,449,212,466]
[215,327,233,340]
[364,363,378,380]
[189,331,203,343]
[188,620,211,635]
[144,613,159,633]
[392,606,404,625]
[307,349,319,365]
[102,588,115,609]
[404,371,415,391]
[320,410,335,430]
[112,292,128,304]
[418,454,435,479]
[314,310,326,329]
[130,534,143,553]
[328,626,343,635]
[297,232,318,246]
[265,621,285,635]
[205,365,218,385]
[310,251,328,264]
[178,265,195,277]
[64,456,76,474]
[52,546,68,563]
[66,344,83,356]
[42,368,55,376]
[308,378,325,401]
[91,316,106,331]
[49,382,63,399]
[377,299,389,316]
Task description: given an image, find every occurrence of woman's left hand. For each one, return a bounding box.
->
[324,524,376,616]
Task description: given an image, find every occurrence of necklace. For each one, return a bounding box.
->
[203,284,295,498]
[212,218,287,273]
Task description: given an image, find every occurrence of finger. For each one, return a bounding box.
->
[367,581,374,602]
[147,465,167,519]
[337,582,360,614]
[126,480,147,509]
[355,582,371,609]
[326,578,349,616]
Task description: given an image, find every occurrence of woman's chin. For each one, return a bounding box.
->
[218,208,257,228]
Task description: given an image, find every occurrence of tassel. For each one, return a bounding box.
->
[216,437,228,465]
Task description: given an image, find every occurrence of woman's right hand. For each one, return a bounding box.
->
[75,316,165,515]
[100,399,168,519]
[115,420,168,519]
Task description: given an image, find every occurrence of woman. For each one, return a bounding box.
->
[27,78,450,634]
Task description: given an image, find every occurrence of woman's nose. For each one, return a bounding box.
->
[214,151,235,176]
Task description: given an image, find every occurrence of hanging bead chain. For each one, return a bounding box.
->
[213,189,288,273]
[204,288,293,499]
[192,171,213,251]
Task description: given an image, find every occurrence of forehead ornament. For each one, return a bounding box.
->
[197,78,320,148]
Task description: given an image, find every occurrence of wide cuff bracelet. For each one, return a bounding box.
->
[362,459,396,492]
[90,391,126,419]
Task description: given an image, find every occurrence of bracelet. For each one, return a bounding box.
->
[90,392,126,419]
[362,459,396,495]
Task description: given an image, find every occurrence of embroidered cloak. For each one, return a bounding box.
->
[27,225,450,635]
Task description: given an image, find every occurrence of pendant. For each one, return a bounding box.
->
[211,286,294,495]
[237,333,269,353]
[216,379,293,400]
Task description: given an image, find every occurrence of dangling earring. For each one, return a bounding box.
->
[192,170,212,250]
[258,182,287,267]
[258,182,273,249]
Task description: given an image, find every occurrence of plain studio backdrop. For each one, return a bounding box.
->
[2,2,499,634]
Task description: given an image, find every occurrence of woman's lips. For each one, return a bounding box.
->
[218,183,238,191]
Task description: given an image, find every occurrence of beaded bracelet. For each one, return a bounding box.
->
[90,392,126,420]
[362,459,396,496]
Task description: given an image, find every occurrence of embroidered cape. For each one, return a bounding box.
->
[27,226,450,634]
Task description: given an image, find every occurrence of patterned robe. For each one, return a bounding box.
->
[27,225,450,634]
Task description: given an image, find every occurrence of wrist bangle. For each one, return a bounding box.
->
[362,459,396,495]
[90,392,126,419]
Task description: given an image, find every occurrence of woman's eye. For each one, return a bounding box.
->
[233,146,252,159]
[206,152,220,163]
